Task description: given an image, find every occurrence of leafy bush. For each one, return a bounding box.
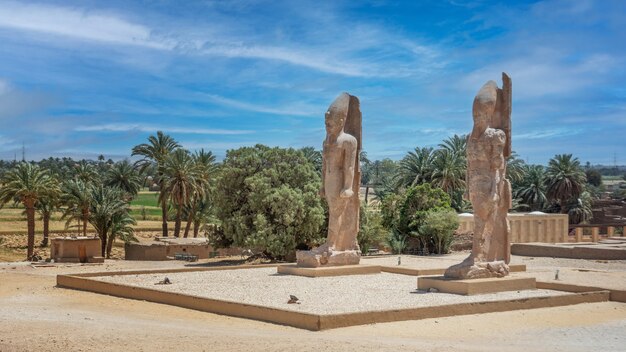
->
[214,145,325,259]
[381,183,453,253]
[386,229,407,254]
[358,204,386,255]
[419,209,459,254]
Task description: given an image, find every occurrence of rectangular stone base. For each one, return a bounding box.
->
[381,264,527,276]
[277,264,381,277]
[418,275,536,295]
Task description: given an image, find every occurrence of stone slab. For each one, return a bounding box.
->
[418,275,536,295]
[511,242,626,260]
[381,264,526,276]
[277,264,380,277]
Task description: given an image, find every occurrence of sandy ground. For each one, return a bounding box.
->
[1,256,626,352]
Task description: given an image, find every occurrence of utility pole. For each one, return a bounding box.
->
[21,142,25,162]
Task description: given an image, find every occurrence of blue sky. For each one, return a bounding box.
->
[0,0,624,164]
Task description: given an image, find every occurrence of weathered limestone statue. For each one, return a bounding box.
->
[297,93,362,267]
[445,73,512,279]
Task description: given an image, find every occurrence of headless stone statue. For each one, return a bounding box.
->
[445,73,512,279]
[297,93,362,268]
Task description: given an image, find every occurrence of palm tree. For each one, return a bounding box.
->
[35,188,61,247]
[566,191,592,224]
[544,154,587,212]
[0,163,57,259]
[73,160,100,184]
[132,131,180,237]
[61,180,93,236]
[439,134,467,157]
[395,147,435,188]
[506,152,526,185]
[106,211,137,258]
[88,186,128,257]
[182,149,216,238]
[515,164,547,211]
[431,149,466,196]
[105,160,142,199]
[160,149,200,237]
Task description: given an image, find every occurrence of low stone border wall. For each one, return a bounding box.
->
[56,265,611,331]
[537,281,626,303]
[511,243,626,260]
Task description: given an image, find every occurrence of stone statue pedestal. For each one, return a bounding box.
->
[444,257,510,279]
[418,275,536,295]
[277,263,380,277]
[296,248,361,268]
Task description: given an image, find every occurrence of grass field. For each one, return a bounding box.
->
[130,192,160,207]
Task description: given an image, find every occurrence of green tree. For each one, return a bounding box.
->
[300,146,322,173]
[419,209,459,254]
[105,160,142,199]
[585,169,602,187]
[132,131,181,237]
[0,163,57,259]
[386,229,407,254]
[506,152,526,185]
[545,154,587,213]
[73,160,100,184]
[35,186,61,247]
[160,149,202,238]
[439,134,467,157]
[106,211,137,258]
[214,145,325,259]
[183,149,217,238]
[358,204,386,255]
[88,185,129,257]
[395,147,434,188]
[514,164,547,211]
[381,183,452,253]
[431,148,466,210]
[61,179,93,236]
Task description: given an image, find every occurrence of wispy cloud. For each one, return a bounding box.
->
[515,128,583,140]
[74,123,254,135]
[0,1,172,49]
[0,1,442,78]
[202,94,317,116]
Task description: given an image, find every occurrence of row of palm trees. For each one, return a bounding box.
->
[363,135,591,224]
[131,131,218,238]
[0,161,141,259]
[0,131,218,260]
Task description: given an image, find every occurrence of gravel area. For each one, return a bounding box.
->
[95,267,573,314]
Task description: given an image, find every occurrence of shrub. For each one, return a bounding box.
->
[386,229,407,254]
[213,145,325,259]
[419,209,459,254]
[358,204,386,255]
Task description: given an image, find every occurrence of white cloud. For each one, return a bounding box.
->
[202,94,317,116]
[515,128,582,140]
[0,1,442,78]
[0,1,172,49]
[74,123,254,135]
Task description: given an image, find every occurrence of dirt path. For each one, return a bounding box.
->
[1,263,625,352]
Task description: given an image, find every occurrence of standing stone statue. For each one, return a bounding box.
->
[297,92,362,267]
[445,73,512,279]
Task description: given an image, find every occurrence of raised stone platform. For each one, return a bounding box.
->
[57,266,608,330]
[511,241,626,260]
[277,264,381,277]
[418,275,537,295]
[381,263,526,276]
